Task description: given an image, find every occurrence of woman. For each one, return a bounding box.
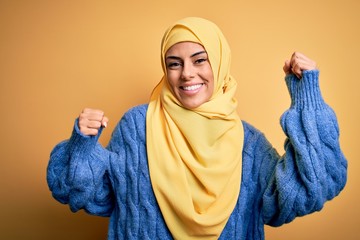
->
[47,17,347,239]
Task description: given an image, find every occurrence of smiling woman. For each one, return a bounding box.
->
[165,42,214,109]
[46,17,347,240]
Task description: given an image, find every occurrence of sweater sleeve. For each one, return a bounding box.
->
[46,120,115,216]
[261,70,347,226]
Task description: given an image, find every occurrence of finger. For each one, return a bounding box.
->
[102,116,109,128]
[287,52,306,77]
[82,108,104,114]
[78,117,101,130]
[292,51,305,59]
[290,52,317,71]
[291,59,317,78]
[81,108,104,121]
[291,62,302,79]
[78,121,101,136]
[78,108,106,136]
[293,52,313,63]
[290,52,299,68]
[86,119,103,129]
[81,127,100,136]
[283,60,291,75]
[79,113,102,129]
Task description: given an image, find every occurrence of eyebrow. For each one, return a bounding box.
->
[166,51,207,61]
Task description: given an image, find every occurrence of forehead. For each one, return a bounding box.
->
[165,42,206,56]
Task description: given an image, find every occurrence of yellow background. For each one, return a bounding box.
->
[1,0,359,239]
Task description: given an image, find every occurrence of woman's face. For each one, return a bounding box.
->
[165,42,214,109]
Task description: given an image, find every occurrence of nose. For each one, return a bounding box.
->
[181,61,195,80]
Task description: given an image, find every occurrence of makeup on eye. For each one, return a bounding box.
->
[194,57,208,64]
[167,61,182,69]
[166,51,209,69]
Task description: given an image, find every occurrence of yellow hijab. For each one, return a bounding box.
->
[146,17,244,239]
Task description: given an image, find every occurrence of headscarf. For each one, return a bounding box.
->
[146,17,244,239]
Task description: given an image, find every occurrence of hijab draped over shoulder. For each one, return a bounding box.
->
[146,17,244,239]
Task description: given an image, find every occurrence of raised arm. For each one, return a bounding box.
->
[260,53,347,226]
[47,110,114,216]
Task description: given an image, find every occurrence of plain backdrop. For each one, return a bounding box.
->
[1,0,359,239]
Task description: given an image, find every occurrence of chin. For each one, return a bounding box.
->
[181,101,203,110]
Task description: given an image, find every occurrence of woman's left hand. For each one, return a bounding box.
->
[283,52,317,79]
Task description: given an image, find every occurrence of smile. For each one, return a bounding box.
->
[180,83,204,91]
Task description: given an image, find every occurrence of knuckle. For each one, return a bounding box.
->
[79,114,87,122]
[79,126,88,135]
[91,129,99,135]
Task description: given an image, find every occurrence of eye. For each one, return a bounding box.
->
[194,53,209,64]
[195,58,207,64]
[167,61,182,69]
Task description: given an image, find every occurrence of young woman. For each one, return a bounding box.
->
[47,17,347,239]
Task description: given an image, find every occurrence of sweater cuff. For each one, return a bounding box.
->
[68,118,103,157]
[285,70,325,110]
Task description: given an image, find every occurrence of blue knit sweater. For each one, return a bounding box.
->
[47,70,347,239]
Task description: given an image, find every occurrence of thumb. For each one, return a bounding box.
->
[283,60,291,75]
[101,116,109,128]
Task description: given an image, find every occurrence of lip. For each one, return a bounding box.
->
[179,83,204,92]
[179,83,205,97]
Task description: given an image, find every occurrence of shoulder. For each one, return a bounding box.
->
[241,120,272,155]
[123,104,148,118]
[114,104,148,138]
[106,105,148,151]
[242,120,263,142]
[120,104,148,124]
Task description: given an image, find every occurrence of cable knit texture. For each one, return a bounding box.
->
[47,70,347,239]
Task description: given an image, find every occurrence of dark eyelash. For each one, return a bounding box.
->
[195,58,207,63]
[167,62,182,68]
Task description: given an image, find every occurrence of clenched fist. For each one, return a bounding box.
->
[78,108,109,136]
[283,52,317,79]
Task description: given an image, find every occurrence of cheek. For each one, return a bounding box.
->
[206,70,215,90]
[206,73,215,98]
[204,63,214,81]
[166,72,179,91]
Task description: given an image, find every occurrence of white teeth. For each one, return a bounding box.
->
[182,84,202,91]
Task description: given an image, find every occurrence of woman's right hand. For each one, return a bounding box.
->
[78,108,109,136]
